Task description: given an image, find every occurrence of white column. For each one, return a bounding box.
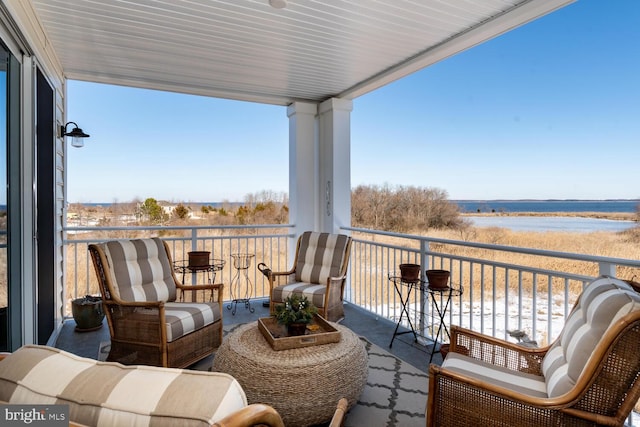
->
[287,102,318,239]
[318,98,353,234]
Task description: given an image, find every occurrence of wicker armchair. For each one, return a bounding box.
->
[89,237,223,368]
[265,231,352,322]
[427,275,640,427]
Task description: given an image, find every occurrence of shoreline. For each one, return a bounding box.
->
[460,211,637,222]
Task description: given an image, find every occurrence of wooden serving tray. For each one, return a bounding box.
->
[258,314,341,351]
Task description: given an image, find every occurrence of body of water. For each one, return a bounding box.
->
[465,215,635,233]
[454,199,639,213]
[455,200,639,232]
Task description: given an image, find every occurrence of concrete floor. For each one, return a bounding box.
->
[55,298,443,373]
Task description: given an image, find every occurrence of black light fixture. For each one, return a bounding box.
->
[61,121,90,148]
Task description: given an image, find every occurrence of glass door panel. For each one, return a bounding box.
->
[0,45,8,350]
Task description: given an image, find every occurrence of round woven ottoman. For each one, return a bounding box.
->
[213,322,368,426]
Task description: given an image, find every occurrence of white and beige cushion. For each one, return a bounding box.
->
[441,275,640,400]
[271,232,350,308]
[541,275,640,397]
[294,232,350,284]
[0,345,246,427]
[99,237,177,302]
[134,302,221,342]
[442,352,548,398]
[97,238,221,342]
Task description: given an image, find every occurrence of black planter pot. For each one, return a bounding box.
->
[287,323,307,336]
[72,296,105,332]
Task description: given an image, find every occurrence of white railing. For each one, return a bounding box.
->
[63,224,640,425]
[65,224,640,345]
[342,227,640,347]
[63,224,294,316]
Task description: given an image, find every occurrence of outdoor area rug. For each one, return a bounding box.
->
[98,323,428,427]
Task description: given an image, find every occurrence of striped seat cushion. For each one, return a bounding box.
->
[164,302,220,341]
[442,352,548,398]
[271,283,327,308]
[0,345,247,427]
[541,276,640,397]
[100,238,177,302]
[294,232,350,285]
[132,302,221,342]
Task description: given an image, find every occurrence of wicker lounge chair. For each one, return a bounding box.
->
[89,237,223,368]
[265,231,352,322]
[427,275,640,427]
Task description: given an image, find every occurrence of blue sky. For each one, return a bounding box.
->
[67,0,640,204]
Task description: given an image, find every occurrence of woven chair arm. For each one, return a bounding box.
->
[269,269,295,278]
[212,403,285,427]
[176,282,224,303]
[328,274,347,285]
[176,283,223,292]
[268,270,296,288]
[427,364,572,427]
[176,283,224,301]
[103,299,165,309]
[451,325,547,375]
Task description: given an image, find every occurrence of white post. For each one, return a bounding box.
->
[287,101,318,252]
[318,98,353,234]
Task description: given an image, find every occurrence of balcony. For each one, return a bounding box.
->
[57,224,640,424]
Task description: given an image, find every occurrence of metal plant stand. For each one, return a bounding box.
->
[228,253,255,315]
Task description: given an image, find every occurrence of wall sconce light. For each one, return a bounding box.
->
[61,121,90,148]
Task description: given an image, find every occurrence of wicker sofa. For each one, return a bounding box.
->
[0,344,285,427]
[427,275,640,426]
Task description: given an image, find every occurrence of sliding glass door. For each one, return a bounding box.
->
[0,44,7,351]
[0,39,20,351]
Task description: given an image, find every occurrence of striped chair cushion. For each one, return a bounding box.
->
[164,302,220,341]
[442,352,547,398]
[100,238,177,302]
[271,283,326,308]
[0,345,247,427]
[541,276,640,397]
[294,232,350,285]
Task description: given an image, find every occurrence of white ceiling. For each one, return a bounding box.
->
[29,0,574,106]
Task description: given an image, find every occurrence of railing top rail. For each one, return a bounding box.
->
[64,224,294,232]
[343,226,640,268]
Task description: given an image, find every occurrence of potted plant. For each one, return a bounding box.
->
[71,295,105,332]
[274,294,318,336]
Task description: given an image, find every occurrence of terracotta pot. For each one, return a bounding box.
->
[399,263,421,283]
[426,269,450,289]
[188,251,210,269]
[287,323,307,336]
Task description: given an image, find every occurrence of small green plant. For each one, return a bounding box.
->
[274,294,317,325]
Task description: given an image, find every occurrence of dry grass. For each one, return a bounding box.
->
[6,217,637,318]
[427,226,640,278]
[349,225,640,323]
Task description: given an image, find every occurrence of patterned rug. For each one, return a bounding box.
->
[98,323,428,427]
